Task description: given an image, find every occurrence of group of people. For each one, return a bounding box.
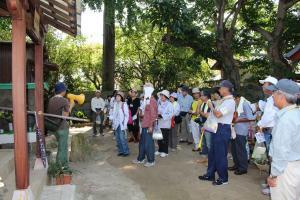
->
[89,76,300,200]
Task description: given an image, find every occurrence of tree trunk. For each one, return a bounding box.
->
[268,40,293,78]
[102,0,115,92]
[217,42,241,90]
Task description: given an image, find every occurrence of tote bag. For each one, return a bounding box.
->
[203,112,218,133]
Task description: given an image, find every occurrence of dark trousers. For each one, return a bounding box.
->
[231,135,248,171]
[93,112,104,134]
[169,124,179,149]
[137,128,155,163]
[207,123,231,182]
[158,128,170,154]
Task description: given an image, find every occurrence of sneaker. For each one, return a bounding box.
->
[132,159,145,164]
[198,174,215,181]
[160,153,168,158]
[144,162,155,167]
[155,151,161,156]
[261,187,271,196]
[212,179,228,186]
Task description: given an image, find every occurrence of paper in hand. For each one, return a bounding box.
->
[255,132,266,143]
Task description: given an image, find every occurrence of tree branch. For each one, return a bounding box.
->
[285,0,300,9]
[253,26,273,42]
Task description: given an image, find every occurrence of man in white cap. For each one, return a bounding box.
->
[189,87,203,150]
[265,79,300,200]
[91,90,106,136]
[257,76,279,195]
[258,76,278,150]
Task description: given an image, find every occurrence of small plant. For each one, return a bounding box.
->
[47,161,73,178]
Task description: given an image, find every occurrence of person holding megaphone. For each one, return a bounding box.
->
[47,82,75,167]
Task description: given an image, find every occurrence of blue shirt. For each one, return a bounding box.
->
[177,93,193,112]
[234,102,256,136]
[269,105,300,176]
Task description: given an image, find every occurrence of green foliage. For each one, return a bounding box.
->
[45,29,102,94]
[0,18,11,41]
[115,22,213,90]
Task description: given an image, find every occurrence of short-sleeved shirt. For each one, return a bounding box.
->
[127,97,141,117]
[216,95,236,125]
[191,99,202,120]
[234,102,255,136]
[178,94,194,112]
[47,95,70,128]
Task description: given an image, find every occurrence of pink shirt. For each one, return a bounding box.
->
[141,97,158,128]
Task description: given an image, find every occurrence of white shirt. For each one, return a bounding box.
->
[215,95,236,125]
[158,100,174,129]
[109,102,129,131]
[91,97,105,112]
[257,96,278,128]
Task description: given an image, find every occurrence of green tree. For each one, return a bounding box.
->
[115,22,212,90]
[242,0,300,78]
[45,30,103,93]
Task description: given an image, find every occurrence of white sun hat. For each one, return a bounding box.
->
[160,90,170,98]
[259,76,278,85]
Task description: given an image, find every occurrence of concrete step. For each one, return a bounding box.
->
[0,149,14,181]
[0,168,47,200]
[39,185,76,200]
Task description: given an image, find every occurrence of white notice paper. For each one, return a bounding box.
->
[255,132,266,143]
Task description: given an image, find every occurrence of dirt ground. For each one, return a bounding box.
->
[72,129,269,200]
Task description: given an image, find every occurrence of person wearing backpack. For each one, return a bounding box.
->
[110,92,130,157]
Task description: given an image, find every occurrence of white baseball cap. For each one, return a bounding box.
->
[259,76,278,85]
[192,87,200,94]
[160,90,170,98]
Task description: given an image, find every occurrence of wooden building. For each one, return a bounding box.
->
[0,0,81,198]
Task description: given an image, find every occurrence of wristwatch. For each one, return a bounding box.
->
[269,175,277,179]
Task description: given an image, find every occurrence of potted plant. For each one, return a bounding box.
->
[47,161,73,185]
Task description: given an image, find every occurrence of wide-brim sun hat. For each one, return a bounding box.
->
[116,91,125,99]
[160,90,170,98]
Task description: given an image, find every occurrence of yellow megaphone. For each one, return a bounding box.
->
[67,93,85,105]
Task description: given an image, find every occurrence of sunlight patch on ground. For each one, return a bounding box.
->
[0,176,4,188]
[120,165,137,171]
[97,161,105,166]
[70,126,93,135]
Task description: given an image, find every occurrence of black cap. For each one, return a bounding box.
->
[181,85,189,91]
[217,80,234,89]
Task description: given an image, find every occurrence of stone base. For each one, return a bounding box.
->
[34,158,48,170]
[12,186,34,200]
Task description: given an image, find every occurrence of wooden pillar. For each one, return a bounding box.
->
[34,42,44,158]
[11,6,29,189]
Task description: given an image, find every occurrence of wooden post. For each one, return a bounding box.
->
[34,42,44,158]
[11,6,29,189]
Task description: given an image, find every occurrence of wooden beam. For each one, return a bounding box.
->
[39,0,73,13]
[35,42,44,158]
[6,0,22,19]
[43,15,75,35]
[41,7,74,27]
[39,0,74,21]
[11,6,29,190]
